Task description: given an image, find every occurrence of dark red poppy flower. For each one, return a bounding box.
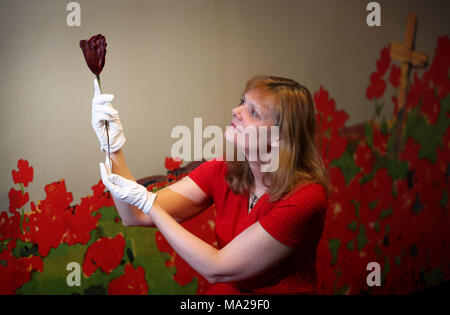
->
[12,159,33,187]
[79,34,107,76]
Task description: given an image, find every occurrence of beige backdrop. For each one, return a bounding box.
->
[1,0,449,212]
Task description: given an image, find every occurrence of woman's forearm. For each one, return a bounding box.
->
[148,203,223,283]
[108,149,155,227]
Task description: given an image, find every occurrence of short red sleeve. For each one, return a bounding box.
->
[187,159,224,198]
[259,184,328,249]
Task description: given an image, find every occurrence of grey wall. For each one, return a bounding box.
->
[1,0,449,212]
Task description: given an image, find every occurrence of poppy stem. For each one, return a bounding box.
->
[96,74,112,172]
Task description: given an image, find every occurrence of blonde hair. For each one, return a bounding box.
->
[224,75,331,202]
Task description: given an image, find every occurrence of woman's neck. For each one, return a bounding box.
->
[248,160,269,197]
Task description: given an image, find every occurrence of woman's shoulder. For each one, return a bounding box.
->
[192,157,227,175]
[187,158,229,197]
[203,157,227,168]
[278,182,328,209]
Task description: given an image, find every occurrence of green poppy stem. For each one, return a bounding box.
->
[96,74,112,172]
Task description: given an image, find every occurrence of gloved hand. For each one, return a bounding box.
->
[99,162,157,214]
[92,79,126,153]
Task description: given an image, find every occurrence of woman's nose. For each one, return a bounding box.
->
[232,107,242,120]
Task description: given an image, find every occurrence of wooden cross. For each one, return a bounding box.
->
[390,13,428,157]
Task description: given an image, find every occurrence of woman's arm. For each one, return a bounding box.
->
[91,79,211,227]
[108,149,212,227]
[101,163,293,283]
[148,203,294,284]
[107,149,153,226]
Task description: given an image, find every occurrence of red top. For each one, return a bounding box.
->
[188,159,328,295]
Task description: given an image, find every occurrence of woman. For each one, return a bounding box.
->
[92,75,331,294]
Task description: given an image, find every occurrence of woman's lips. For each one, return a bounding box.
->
[230,122,245,132]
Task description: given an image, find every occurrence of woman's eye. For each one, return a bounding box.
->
[250,108,258,117]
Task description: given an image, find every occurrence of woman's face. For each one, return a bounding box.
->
[225,88,278,157]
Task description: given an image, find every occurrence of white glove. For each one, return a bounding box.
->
[99,162,157,214]
[92,79,126,153]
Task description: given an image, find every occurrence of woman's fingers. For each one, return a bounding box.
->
[99,162,115,192]
[92,105,118,123]
[93,93,115,105]
[93,78,114,103]
[93,105,118,115]
[94,78,101,96]
[109,173,133,188]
